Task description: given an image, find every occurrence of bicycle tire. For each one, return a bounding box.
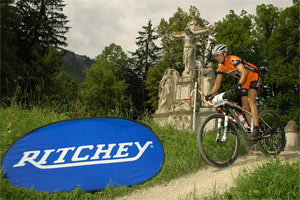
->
[197,113,240,168]
[257,110,286,156]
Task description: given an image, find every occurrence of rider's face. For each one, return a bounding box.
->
[214,53,226,63]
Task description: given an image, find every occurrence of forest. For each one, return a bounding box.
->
[1,0,299,125]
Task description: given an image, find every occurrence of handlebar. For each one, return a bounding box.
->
[189,87,237,103]
[222,89,236,99]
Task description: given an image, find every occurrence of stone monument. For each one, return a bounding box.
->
[154,20,215,131]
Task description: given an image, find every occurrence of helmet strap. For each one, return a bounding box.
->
[221,52,227,64]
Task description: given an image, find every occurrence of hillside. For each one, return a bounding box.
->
[61,50,94,82]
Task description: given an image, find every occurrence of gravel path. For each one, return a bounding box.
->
[116,151,299,200]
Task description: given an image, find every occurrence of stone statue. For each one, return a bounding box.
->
[199,62,215,106]
[156,68,179,113]
[172,19,214,77]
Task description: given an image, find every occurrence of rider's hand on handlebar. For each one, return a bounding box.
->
[231,83,242,92]
[205,94,214,101]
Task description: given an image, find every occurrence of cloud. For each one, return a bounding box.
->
[63,0,293,58]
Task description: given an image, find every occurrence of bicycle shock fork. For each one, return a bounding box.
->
[216,115,229,142]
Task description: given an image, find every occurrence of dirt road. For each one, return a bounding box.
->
[116,151,299,200]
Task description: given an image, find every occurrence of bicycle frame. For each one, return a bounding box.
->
[225,101,254,131]
[217,101,277,141]
[193,89,255,141]
[224,104,253,139]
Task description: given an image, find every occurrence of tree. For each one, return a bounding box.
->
[253,4,280,66]
[80,44,129,116]
[215,10,256,63]
[129,19,161,112]
[96,43,129,81]
[13,0,69,104]
[51,71,78,110]
[252,4,281,109]
[130,19,161,80]
[0,1,22,102]
[262,1,300,124]
[16,0,69,53]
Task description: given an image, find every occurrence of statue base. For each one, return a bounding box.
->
[173,74,195,112]
[154,106,215,131]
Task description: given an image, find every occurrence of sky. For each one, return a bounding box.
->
[63,0,293,59]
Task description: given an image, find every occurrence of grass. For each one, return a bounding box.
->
[0,106,68,160]
[0,105,249,199]
[217,158,300,200]
[181,158,300,200]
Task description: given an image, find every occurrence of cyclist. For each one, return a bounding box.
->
[205,44,262,140]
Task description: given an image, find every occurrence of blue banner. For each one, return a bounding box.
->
[2,118,164,192]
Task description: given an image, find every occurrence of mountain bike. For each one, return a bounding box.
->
[196,89,285,168]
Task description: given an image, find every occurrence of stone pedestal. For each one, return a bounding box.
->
[173,75,195,112]
[154,111,193,131]
[154,107,215,131]
[284,121,300,151]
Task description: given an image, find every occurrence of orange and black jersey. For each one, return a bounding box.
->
[216,55,259,79]
[216,55,261,90]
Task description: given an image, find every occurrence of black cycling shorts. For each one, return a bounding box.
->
[241,78,262,96]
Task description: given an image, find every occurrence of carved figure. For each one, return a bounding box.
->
[157,68,179,113]
[199,62,215,106]
[172,19,214,77]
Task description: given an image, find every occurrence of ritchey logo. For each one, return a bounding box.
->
[13,141,153,169]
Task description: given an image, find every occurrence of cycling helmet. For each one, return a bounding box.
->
[212,44,228,55]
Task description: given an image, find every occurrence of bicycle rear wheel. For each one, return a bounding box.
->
[197,113,240,168]
[257,110,285,156]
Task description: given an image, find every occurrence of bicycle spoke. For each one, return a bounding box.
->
[198,113,240,168]
[257,111,285,156]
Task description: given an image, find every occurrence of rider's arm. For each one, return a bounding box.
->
[210,74,223,95]
[236,63,248,85]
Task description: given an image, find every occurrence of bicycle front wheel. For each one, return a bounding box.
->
[197,113,240,168]
[257,110,285,156]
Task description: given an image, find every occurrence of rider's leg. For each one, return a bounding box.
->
[241,95,251,124]
[247,88,261,140]
[247,89,259,127]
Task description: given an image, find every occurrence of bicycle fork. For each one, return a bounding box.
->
[216,116,228,142]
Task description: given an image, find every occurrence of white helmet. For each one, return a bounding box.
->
[212,44,228,55]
